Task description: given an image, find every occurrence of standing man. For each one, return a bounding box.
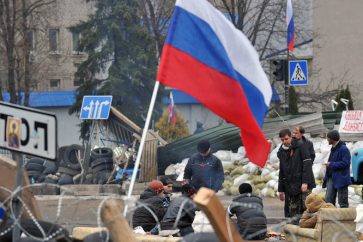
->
[293,126,315,162]
[183,140,224,192]
[323,130,351,208]
[277,129,315,224]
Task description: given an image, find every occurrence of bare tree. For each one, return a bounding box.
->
[0,0,55,105]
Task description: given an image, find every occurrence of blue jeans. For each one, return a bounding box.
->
[325,178,349,208]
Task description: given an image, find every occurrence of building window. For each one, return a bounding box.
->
[72,31,80,52]
[49,29,59,52]
[49,79,60,88]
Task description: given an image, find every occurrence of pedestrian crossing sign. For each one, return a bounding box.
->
[289,60,308,85]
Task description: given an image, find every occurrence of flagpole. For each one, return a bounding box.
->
[285,50,290,114]
[124,80,160,215]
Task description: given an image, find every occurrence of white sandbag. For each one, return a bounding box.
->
[260,187,268,197]
[230,152,245,162]
[243,163,258,174]
[266,179,277,188]
[349,186,356,196]
[312,185,324,194]
[222,161,233,167]
[165,164,176,175]
[192,211,214,232]
[176,172,184,182]
[314,153,326,164]
[237,146,246,157]
[269,146,280,163]
[261,167,273,177]
[234,174,250,186]
[214,150,231,161]
[181,158,189,165]
[313,163,322,179]
[318,164,326,180]
[274,182,278,191]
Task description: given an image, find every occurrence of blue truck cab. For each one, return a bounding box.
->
[351,147,363,184]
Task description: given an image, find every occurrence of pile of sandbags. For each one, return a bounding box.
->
[164,137,363,200]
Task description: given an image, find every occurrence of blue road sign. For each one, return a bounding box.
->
[289,60,308,85]
[80,96,113,119]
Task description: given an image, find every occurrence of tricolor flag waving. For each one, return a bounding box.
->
[287,0,295,52]
[168,91,177,124]
[157,0,272,167]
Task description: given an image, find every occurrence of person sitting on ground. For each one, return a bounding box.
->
[159,176,174,207]
[132,180,167,232]
[299,193,334,228]
[161,184,197,236]
[227,183,267,240]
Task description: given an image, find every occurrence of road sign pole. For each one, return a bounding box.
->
[285,50,290,114]
[12,152,23,242]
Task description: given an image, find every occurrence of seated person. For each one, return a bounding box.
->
[159,176,174,207]
[299,193,334,228]
[161,184,197,236]
[227,183,267,240]
[132,180,167,232]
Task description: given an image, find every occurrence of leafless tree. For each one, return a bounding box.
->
[0,0,55,105]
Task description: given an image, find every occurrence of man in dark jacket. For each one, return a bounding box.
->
[293,126,315,162]
[183,140,224,192]
[323,130,351,208]
[161,184,197,236]
[132,180,167,231]
[277,129,315,224]
[159,176,173,207]
[227,183,267,240]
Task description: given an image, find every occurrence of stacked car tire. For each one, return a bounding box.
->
[89,147,114,184]
[57,144,84,185]
[25,158,57,183]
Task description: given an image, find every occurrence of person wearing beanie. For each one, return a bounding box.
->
[183,140,224,192]
[161,184,197,236]
[299,193,334,228]
[323,130,351,208]
[159,176,174,207]
[227,183,267,240]
[132,180,167,232]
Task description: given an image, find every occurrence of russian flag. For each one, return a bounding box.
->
[287,0,295,52]
[168,91,177,124]
[157,0,272,167]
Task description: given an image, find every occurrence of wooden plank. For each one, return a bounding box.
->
[193,187,245,242]
[0,155,41,220]
[101,199,137,242]
[110,106,142,134]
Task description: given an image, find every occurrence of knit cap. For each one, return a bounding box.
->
[149,180,164,192]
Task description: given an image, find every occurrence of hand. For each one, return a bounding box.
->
[182,179,190,185]
[301,183,308,192]
[278,192,285,201]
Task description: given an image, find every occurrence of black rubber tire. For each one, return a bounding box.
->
[43,177,58,184]
[91,147,113,161]
[57,166,79,176]
[92,163,114,173]
[84,173,93,184]
[27,170,42,177]
[58,173,74,185]
[25,163,44,172]
[58,160,81,172]
[93,171,112,184]
[27,158,45,165]
[43,161,57,175]
[63,144,83,170]
[91,157,113,167]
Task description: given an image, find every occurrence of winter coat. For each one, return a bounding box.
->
[302,136,315,162]
[132,188,167,231]
[323,141,352,189]
[183,153,224,191]
[278,139,316,195]
[161,196,196,229]
[228,193,267,239]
